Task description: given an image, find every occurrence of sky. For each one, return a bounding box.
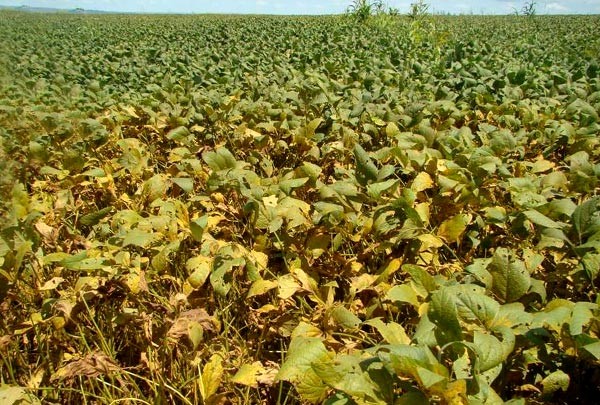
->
[0,0,598,15]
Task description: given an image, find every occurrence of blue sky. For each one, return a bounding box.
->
[0,0,598,14]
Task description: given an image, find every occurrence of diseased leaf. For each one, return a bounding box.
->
[187,256,211,288]
[52,352,120,381]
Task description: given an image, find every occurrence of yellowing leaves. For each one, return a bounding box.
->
[437,214,472,244]
[198,354,224,402]
[231,362,278,388]
[411,172,434,193]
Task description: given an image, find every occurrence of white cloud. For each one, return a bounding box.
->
[547,2,569,12]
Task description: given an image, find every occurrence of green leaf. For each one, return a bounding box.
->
[452,284,500,327]
[202,147,240,171]
[416,366,446,388]
[489,303,532,329]
[354,143,378,186]
[296,118,323,140]
[522,210,563,229]
[429,287,462,343]
[60,252,107,272]
[381,345,447,383]
[531,300,573,332]
[395,391,429,405]
[570,302,595,336]
[151,241,180,272]
[330,305,361,329]
[298,162,322,182]
[79,206,112,226]
[367,179,398,200]
[581,252,600,281]
[166,126,191,142]
[210,253,244,297]
[541,370,570,398]
[572,197,600,243]
[404,264,438,295]
[473,332,506,372]
[279,177,308,195]
[190,215,208,242]
[488,248,531,303]
[582,341,600,359]
[172,177,194,193]
[385,284,419,308]
[277,337,332,402]
[278,338,330,377]
[122,229,158,248]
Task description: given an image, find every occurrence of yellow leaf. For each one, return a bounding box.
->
[248,250,268,271]
[441,380,468,405]
[415,202,431,225]
[411,172,434,192]
[199,354,224,401]
[417,234,444,250]
[375,258,402,283]
[186,256,212,289]
[531,158,555,173]
[263,195,278,208]
[437,214,472,244]
[247,279,278,298]
[39,277,65,291]
[278,274,301,299]
[231,362,265,388]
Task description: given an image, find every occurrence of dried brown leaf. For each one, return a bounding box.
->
[167,308,216,341]
[51,351,120,381]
